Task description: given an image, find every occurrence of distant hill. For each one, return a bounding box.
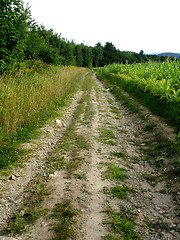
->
[158,52,180,59]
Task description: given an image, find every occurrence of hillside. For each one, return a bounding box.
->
[158,52,180,58]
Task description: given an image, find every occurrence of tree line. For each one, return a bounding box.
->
[0,0,168,74]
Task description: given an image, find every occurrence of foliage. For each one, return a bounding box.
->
[0,0,32,72]
[103,42,117,65]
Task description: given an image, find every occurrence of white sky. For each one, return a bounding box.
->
[23,0,180,54]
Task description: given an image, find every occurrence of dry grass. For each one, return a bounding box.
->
[0,65,86,169]
[0,66,85,140]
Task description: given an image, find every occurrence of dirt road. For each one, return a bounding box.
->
[0,73,179,240]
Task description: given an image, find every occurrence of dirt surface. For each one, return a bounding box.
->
[0,73,179,239]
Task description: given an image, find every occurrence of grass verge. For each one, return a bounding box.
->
[0,66,86,170]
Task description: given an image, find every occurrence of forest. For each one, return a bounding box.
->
[0,0,170,74]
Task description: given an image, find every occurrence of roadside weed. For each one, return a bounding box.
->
[141,173,159,187]
[99,128,116,140]
[49,200,78,240]
[80,184,92,195]
[74,172,87,180]
[98,128,117,145]
[103,204,141,240]
[103,162,128,181]
[111,151,127,159]
[110,185,135,200]
[143,122,157,132]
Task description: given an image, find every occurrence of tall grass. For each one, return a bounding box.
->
[96,60,180,132]
[0,65,86,169]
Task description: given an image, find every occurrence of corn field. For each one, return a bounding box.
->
[101,60,180,103]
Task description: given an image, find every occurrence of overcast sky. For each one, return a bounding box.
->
[23,0,179,54]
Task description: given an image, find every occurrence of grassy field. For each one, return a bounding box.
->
[96,60,180,134]
[0,65,86,169]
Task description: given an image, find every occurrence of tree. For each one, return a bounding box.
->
[0,0,32,64]
[75,44,84,67]
[139,50,144,55]
[82,45,92,68]
[103,42,117,65]
[92,43,104,67]
[24,26,61,64]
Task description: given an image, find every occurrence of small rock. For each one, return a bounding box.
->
[55,119,66,127]
[154,206,161,211]
[55,119,62,126]
[14,200,21,205]
[65,180,71,184]
[19,210,25,217]
[62,122,66,127]
[9,175,16,181]
[162,204,169,210]
[0,199,6,204]
[40,222,47,227]
[6,197,12,202]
